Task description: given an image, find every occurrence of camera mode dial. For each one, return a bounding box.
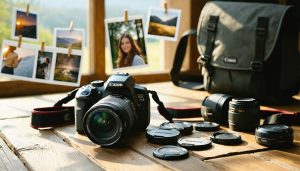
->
[91,80,104,87]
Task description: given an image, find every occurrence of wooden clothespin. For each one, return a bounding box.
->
[17,35,22,48]
[124,9,128,24]
[26,4,30,16]
[69,20,74,31]
[68,44,72,57]
[40,41,45,53]
[164,1,168,14]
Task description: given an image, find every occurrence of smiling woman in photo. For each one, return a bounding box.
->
[115,33,145,68]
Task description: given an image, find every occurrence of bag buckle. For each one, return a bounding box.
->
[250,61,262,72]
[256,27,267,36]
[207,23,217,31]
[198,55,210,66]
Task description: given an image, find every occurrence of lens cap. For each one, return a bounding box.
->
[159,122,193,135]
[153,145,189,160]
[210,131,242,145]
[177,137,212,150]
[194,121,220,131]
[146,128,180,144]
[255,124,294,148]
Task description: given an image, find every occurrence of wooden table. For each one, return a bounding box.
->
[0,82,300,171]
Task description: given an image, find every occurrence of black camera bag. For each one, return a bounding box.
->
[195,1,300,104]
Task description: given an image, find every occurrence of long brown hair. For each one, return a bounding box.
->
[115,33,143,67]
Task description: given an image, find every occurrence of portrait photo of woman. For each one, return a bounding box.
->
[106,17,148,69]
[116,33,145,67]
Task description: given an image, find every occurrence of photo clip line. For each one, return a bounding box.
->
[164,0,168,14]
[17,35,22,48]
[26,3,30,16]
[40,41,45,53]
[124,9,128,24]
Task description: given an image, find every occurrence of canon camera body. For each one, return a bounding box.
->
[75,73,150,146]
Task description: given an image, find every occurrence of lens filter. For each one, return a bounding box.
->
[210,131,242,145]
[146,128,180,144]
[177,137,212,150]
[153,145,189,160]
[159,122,193,135]
[194,121,220,131]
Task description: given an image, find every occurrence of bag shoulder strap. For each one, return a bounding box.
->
[170,29,204,90]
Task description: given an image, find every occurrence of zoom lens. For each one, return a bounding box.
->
[83,95,135,146]
[228,98,260,132]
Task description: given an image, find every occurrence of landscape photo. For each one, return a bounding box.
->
[1,43,36,78]
[146,7,181,41]
[13,9,38,40]
[35,51,53,80]
[55,29,84,50]
[54,53,81,83]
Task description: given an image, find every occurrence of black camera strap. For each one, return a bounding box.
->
[31,89,79,129]
[31,88,199,129]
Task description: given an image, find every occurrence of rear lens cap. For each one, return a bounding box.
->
[177,137,212,150]
[159,122,193,135]
[194,121,220,131]
[255,124,293,148]
[146,128,180,144]
[153,145,189,160]
[210,131,242,145]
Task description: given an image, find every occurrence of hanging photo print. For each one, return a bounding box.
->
[146,7,181,41]
[0,40,82,86]
[11,8,39,41]
[54,28,84,50]
[54,49,82,85]
[105,16,148,69]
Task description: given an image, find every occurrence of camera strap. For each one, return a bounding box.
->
[31,88,79,129]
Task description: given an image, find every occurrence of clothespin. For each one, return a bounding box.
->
[68,44,72,57]
[69,20,74,31]
[40,41,45,53]
[124,9,128,24]
[164,1,168,14]
[26,4,30,16]
[18,35,22,48]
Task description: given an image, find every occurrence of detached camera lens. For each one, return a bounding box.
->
[228,98,260,132]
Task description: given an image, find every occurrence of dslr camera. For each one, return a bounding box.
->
[75,73,150,146]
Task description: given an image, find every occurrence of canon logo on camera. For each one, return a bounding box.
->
[108,82,123,87]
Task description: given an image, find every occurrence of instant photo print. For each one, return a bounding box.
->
[0,40,82,87]
[11,8,39,41]
[146,7,181,41]
[105,16,148,70]
[54,28,84,50]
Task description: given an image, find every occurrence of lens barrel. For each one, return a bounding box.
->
[228,98,260,132]
[83,95,135,146]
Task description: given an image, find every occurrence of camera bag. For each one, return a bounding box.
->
[197,1,300,104]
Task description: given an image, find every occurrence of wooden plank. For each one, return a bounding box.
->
[53,125,175,171]
[0,93,73,119]
[0,118,102,171]
[123,132,216,171]
[205,153,296,171]
[0,138,27,171]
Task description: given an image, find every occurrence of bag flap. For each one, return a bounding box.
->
[197,2,291,70]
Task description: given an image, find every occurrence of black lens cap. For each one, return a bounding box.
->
[159,122,193,135]
[153,145,189,160]
[194,121,220,131]
[255,124,294,148]
[146,128,180,144]
[177,137,212,150]
[210,131,242,145]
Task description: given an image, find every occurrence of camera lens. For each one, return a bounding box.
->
[83,95,135,146]
[228,98,260,132]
